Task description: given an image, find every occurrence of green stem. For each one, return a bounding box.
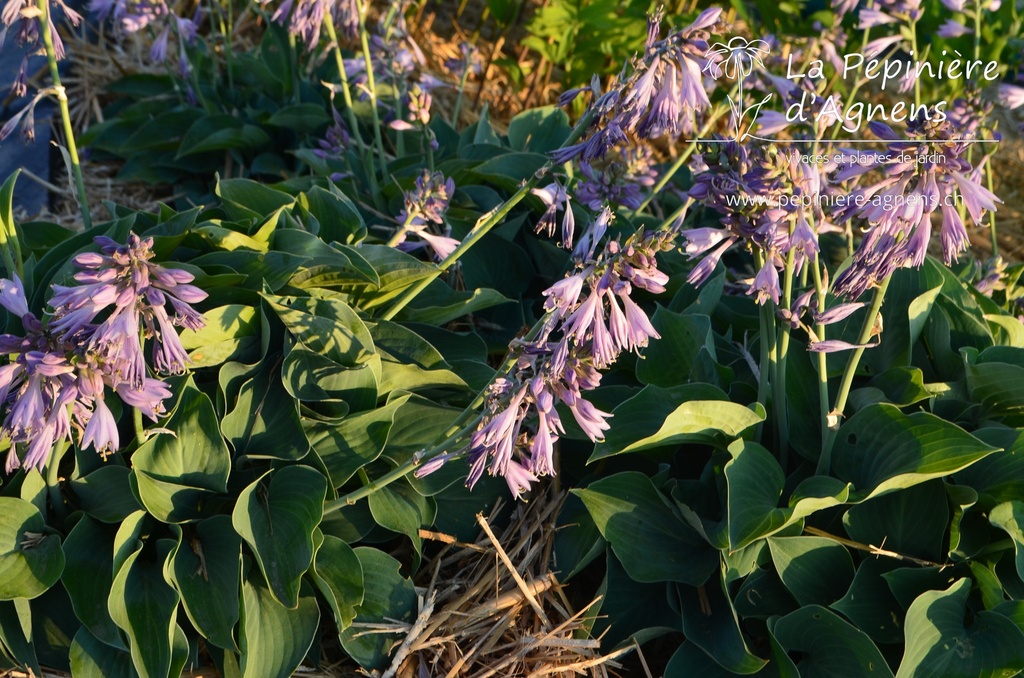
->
[133,407,146,447]
[0,170,23,280]
[287,33,301,105]
[633,105,728,215]
[452,66,471,127]
[357,9,389,181]
[326,414,483,509]
[986,161,997,256]
[973,6,982,63]
[753,250,775,443]
[380,109,594,322]
[226,0,236,91]
[821,275,892,461]
[386,212,415,247]
[45,439,68,521]
[811,254,831,475]
[774,247,796,464]
[37,0,90,229]
[909,21,921,108]
[323,12,382,207]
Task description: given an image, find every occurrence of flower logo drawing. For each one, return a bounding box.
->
[703,37,772,142]
[703,37,771,80]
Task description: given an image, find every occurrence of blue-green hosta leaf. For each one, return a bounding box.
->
[988,501,1024,583]
[635,310,718,388]
[215,178,294,222]
[298,185,367,245]
[831,404,1000,501]
[734,567,798,620]
[369,319,469,394]
[339,547,417,670]
[347,245,436,310]
[768,536,854,607]
[554,494,606,582]
[573,472,718,585]
[591,551,682,649]
[368,479,436,566]
[176,115,270,158]
[194,225,269,253]
[831,558,905,645]
[304,394,411,488]
[679,570,768,674]
[773,605,894,678]
[0,599,39,674]
[232,466,327,608]
[282,345,379,410]
[397,284,510,326]
[984,315,1024,348]
[0,497,64,600]
[61,516,123,649]
[590,384,763,461]
[507,106,570,153]
[133,382,231,523]
[471,152,548,189]
[166,517,241,650]
[954,428,1024,505]
[107,543,179,678]
[67,465,141,524]
[265,103,330,132]
[221,359,310,461]
[896,578,1024,678]
[239,571,319,678]
[69,627,135,678]
[843,481,949,563]
[178,304,259,368]
[308,530,363,631]
[266,296,373,366]
[725,440,851,549]
[965,353,1024,424]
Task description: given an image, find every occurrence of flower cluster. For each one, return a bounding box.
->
[686,140,828,304]
[0,234,207,472]
[1,0,81,81]
[830,117,1000,298]
[552,8,722,166]
[88,0,200,93]
[268,0,359,50]
[393,170,460,260]
[418,226,673,498]
[575,142,658,211]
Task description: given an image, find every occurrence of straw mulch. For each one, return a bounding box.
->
[360,489,632,678]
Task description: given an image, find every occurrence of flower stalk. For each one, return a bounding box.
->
[820,274,893,469]
[37,0,90,229]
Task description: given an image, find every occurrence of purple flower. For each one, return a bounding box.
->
[858,8,897,28]
[116,378,173,421]
[997,84,1024,111]
[80,396,119,457]
[936,19,972,38]
[531,181,575,248]
[749,257,782,306]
